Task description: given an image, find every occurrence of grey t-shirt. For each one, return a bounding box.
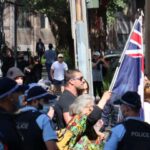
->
[58,90,76,113]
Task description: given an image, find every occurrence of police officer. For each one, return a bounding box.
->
[0,77,23,149]
[15,86,57,150]
[104,91,150,150]
[6,66,24,85]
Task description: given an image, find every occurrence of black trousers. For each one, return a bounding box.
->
[93,81,103,97]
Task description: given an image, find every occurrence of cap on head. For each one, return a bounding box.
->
[114,91,141,109]
[0,77,20,100]
[24,83,39,97]
[26,86,56,102]
[58,53,64,58]
[7,67,24,80]
[93,51,100,56]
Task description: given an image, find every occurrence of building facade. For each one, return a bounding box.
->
[88,0,145,52]
[3,3,56,55]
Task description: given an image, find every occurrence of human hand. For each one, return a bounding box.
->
[47,106,54,119]
[93,119,104,133]
[24,67,31,73]
[101,91,112,102]
[94,120,105,140]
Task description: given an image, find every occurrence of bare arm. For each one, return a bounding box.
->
[93,57,109,69]
[97,91,112,110]
[101,58,109,68]
[63,112,73,124]
[50,68,54,80]
[45,140,58,150]
[47,106,54,119]
[86,91,111,126]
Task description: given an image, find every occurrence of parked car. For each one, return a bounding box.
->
[104,53,121,72]
[103,51,121,90]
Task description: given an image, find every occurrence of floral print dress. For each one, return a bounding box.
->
[66,115,101,150]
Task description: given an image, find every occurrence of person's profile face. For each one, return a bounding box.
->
[9,92,20,112]
[83,81,88,90]
[93,55,100,60]
[15,77,24,85]
[79,80,89,94]
[83,101,94,115]
[120,104,128,119]
[72,72,84,90]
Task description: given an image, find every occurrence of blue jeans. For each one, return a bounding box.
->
[45,63,52,81]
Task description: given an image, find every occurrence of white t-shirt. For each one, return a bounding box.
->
[51,61,68,81]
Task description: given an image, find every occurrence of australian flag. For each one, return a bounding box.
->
[110,16,144,102]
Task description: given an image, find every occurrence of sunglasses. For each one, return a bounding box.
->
[72,76,84,81]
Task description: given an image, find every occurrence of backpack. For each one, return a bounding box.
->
[52,103,66,130]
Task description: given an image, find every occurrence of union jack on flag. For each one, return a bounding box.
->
[110,16,144,102]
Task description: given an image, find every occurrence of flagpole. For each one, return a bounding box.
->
[109,18,139,91]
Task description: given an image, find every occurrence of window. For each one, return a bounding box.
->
[40,14,46,28]
[17,9,31,28]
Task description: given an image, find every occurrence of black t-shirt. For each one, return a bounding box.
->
[32,63,43,82]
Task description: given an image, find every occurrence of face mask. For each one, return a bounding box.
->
[117,110,125,122]
[15,78,23,85]
[10,93,21,112]
[114,105,125,122]
[41,104,50,113]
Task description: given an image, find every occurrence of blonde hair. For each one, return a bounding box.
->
[69,94,94,115]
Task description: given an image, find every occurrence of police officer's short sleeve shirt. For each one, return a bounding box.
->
[19,106,57,142]
[104,117,143,150]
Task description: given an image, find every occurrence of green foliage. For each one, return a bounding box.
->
[20,0,74,67]
[21,0,72,48]
[21,0,69,21]
[19,0,74,66]
[58,48,75,69]
[106,0,127,25]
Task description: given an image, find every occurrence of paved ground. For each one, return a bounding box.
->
[42,65,48,79]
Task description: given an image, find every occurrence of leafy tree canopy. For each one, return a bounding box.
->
[22,0,69,19]
[107,0,127,25]
[21,0,72,49]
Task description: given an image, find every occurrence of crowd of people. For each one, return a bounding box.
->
[0,40,150,150]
